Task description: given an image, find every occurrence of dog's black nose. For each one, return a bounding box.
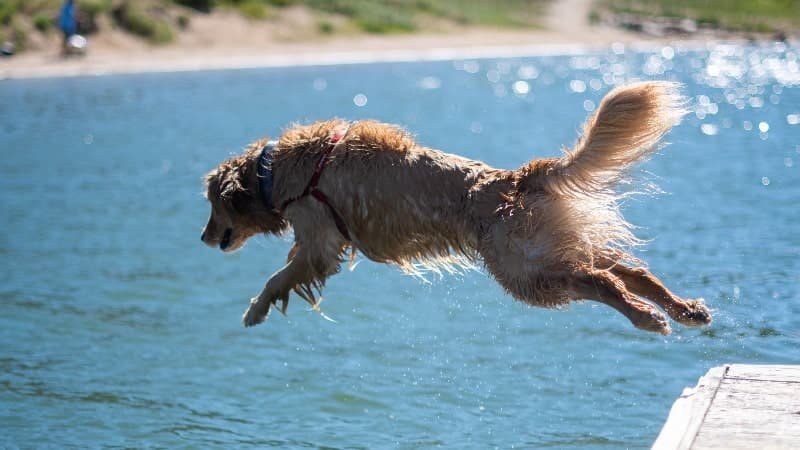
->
[200,231,206,242]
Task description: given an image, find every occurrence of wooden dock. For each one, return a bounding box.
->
[653,364,800,449]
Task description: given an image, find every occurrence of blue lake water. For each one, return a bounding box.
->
[1,43,799,449]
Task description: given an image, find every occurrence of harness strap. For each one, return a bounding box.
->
[310,189,351,241]
[280,127,351,241]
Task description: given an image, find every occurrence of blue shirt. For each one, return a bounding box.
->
[59,2,77,36]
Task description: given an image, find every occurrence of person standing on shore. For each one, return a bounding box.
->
[59,0,78,54]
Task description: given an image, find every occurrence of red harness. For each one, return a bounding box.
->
[280,129,351,241]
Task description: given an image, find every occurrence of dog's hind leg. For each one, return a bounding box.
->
[598,261,711,327]
[565,269,672,334]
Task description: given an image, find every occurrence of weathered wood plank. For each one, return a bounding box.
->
[693,377,800,449]
[652,364,800,450]
[726,364,800,383]
[688,431,799,450]
[709,379,800,413]
[652,365,727,450]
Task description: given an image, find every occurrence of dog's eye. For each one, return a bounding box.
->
[230,191,254,214]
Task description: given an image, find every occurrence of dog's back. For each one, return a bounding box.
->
[301,121,499,275]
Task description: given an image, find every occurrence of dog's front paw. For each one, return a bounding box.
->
[242,297,271,327]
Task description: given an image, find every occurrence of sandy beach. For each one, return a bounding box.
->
[0,0,751,80]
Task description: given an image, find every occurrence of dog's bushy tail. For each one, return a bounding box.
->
[550,81,687,195]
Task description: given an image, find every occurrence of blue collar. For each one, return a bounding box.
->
[257,140,278,210]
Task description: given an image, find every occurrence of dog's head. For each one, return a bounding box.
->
[201,145,287,252]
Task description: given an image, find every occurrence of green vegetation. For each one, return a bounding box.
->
[0,0,548,52]
[317,18,334,34]
[235,0,270,20]
[112,1,174,44]
[80,0,112,17]
[174,0,214,12]
[415,0,545,27]
[33,13,51,31]
[177,13,190,29]
[305,0,417,33]
[301,0,546,33]
[596,0,800,33]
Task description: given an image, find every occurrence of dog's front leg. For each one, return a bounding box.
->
[242,252,306,327]
[242,204,347,327]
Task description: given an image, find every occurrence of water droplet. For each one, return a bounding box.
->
[418,76,441,90]
[787,114,800,125]
[486,70,501,83]
[661,46,675,60]
[463,61,480,74]
[743,120,753,131]
[313,78,327,91]
[83,134,93,145]
[512,80,530,95]
[701,124,718,136]
[470,122,483,134]
[516,65,539,80]
[353,94,368,107]
[569,79,586,93]
[759,121,770,132]
[761,176,770,186]
[583,99,595,112]
[784,157,793,168]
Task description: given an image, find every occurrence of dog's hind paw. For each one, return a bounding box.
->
[677,298,712,327]
[634,308,672,335]
[242,297,270,327]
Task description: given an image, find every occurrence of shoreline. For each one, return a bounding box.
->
[0,32,745,81]
[2,0,782,82]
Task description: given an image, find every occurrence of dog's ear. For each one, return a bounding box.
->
[220,170,245,201]
[219,164,258,214]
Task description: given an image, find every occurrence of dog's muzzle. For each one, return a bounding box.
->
[219,228,233,250]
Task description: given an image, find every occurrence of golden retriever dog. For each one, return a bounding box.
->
[202,81,711,334]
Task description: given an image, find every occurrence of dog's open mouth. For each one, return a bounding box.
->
[220,228,233,250]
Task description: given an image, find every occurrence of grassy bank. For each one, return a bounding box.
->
[594,0,800,34]
[0,0,548,53]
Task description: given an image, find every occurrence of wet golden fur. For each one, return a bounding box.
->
[202,82,712,334]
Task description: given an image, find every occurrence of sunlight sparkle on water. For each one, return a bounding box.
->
[512,80,530,95]
[353,93,368,107]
